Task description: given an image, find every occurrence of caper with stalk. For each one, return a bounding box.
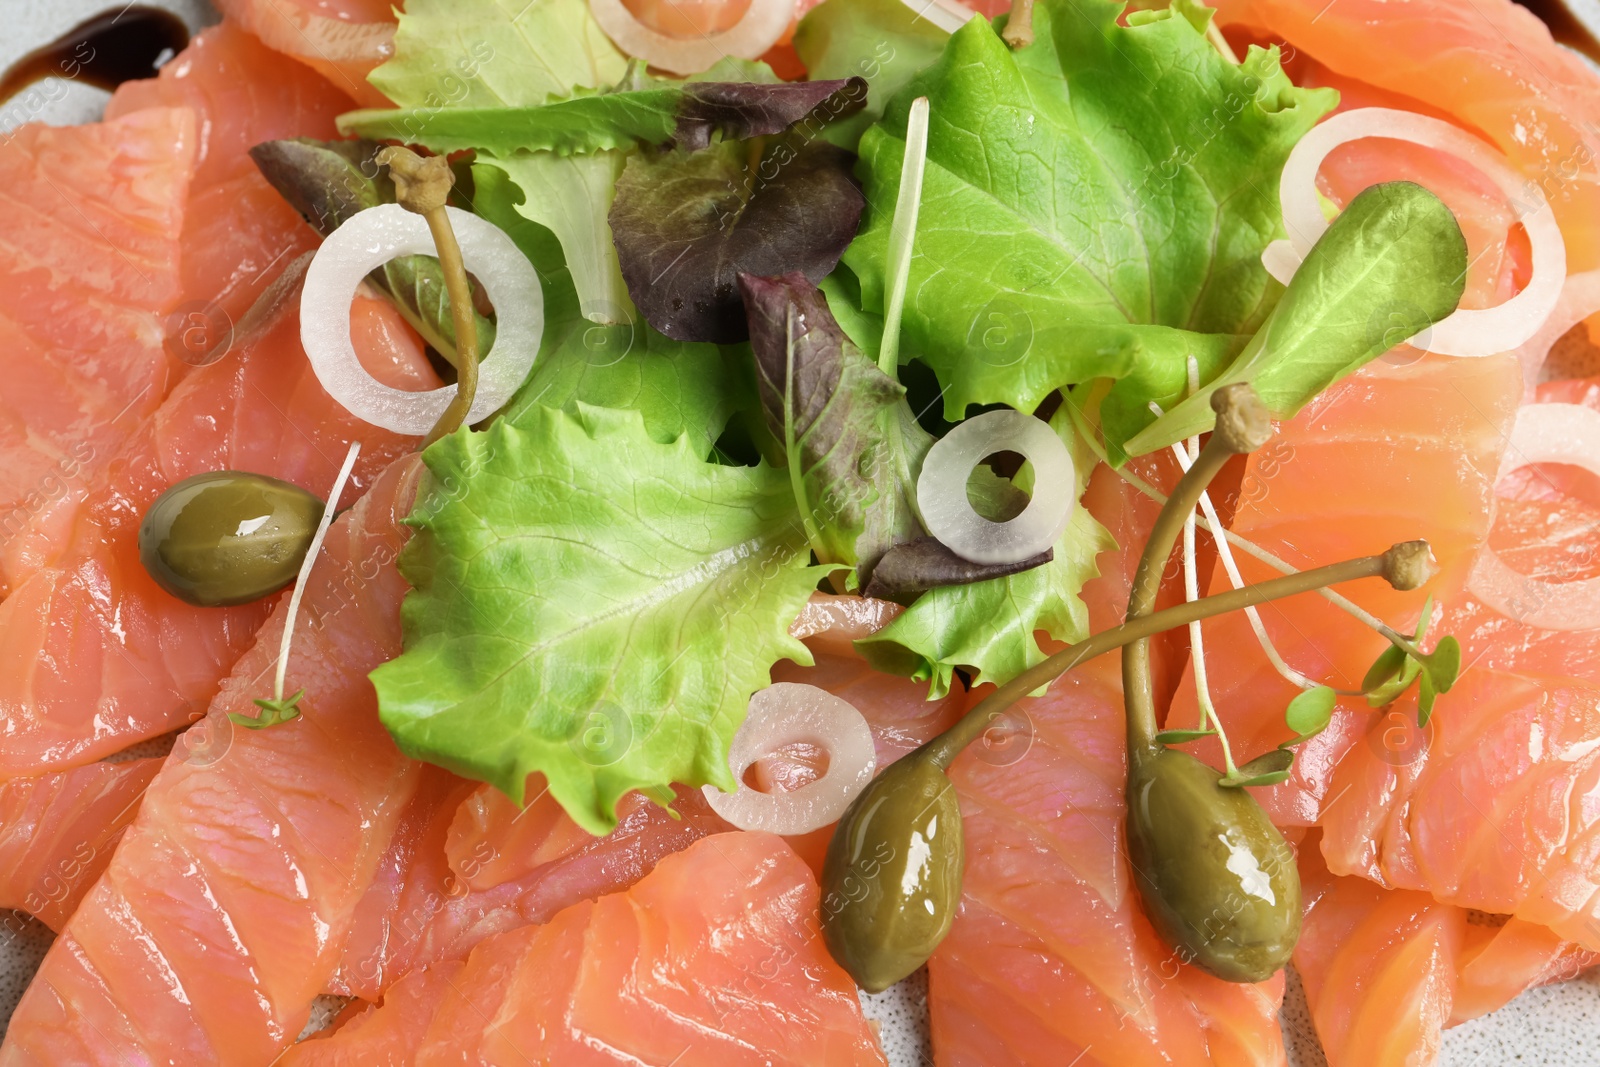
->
[820,384,1443,991]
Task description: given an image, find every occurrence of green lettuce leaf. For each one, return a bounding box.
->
[506,322,752,459]
[367,0,627,109]
[481,150,635,324]
[856,412,1115,697]
[340,78,867,157]
[1123,181,1468,454]
[372,405,826,834]
[839,0,1334,438]
[792,0,953,149]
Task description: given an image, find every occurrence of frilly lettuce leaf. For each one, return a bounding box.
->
[372,405,826,835]
[856,412,1114,698]
[838,0,1335,458]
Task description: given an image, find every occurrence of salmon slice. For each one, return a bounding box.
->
[0,299,433,775]
[289,832,888,1066]
[1294,832,1597,1064]
[1214,0,1600,273]
[1452,375,1600,682]
[3,24,358,588]
[0,108,193,592]
[292,961,466,1066]
[929,467,1285,1067]
[330,778,731,1001]
[1165,353,1522,825]
[1294,833,1465,1066]
[0,455,427,1066]
[0,757,160,931]
[105,22,354,375]
[212,0,396,108]
[1318,660,1600,947]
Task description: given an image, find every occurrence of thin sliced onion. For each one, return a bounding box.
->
[897,0,978,34]
[917,409,1075,565]
[1518,269,1600,390]
[703,683,876,835]
[300,204,543,436]
[1467,402,1600,631]
[1265,107,1566,359]
[588,0,792,76]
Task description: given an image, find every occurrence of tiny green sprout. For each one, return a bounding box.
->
[1358,596,1462,725]
[233,690,304,730]
[1416,635,1462,727]
[1280,685,1337,748]
[1154,728,1217,744]
[1219,749,1294,788]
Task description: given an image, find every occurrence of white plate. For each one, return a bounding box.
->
[4,0,1599,1061]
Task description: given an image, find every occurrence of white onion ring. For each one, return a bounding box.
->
[917,410,1076,565]
[300,204,543,436]
[1467,402,1600,630]
[703,683,876,835]
[897,0,978,34]
[587,0,792,76]
[1263,107,1566,359]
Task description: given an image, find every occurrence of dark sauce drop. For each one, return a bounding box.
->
[1515,0,1600,64]
[0,6,189,106]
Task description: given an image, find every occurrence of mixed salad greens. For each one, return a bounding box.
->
[141,0,1479,987]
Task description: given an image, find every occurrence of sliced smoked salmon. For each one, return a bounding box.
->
[0,299,433,775]
[288,832,888,1066]
[1294,831,1596,1064]
[0,455,426,1065]
[0,757,160,931]
[212,0,396,108]
[0,108,193,593]
[106,22,355,374]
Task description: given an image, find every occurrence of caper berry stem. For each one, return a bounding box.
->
[923,548,1399,768]
[1124,384,1272,756]
[1003,0,1036,48]
[378,146,479,449]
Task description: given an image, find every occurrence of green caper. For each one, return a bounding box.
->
[139,471,324,607]
[1125,746,1301,983]
[820,752,964,993]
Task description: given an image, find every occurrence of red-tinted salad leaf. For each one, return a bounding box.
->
[611,141,866,343]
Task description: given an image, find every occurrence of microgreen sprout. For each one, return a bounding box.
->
[377,145,479,448]
[230,442,361,732]
[877,96,930,378]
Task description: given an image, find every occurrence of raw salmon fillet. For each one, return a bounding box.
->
[0,456,427,1066]
[328,774,729,1001]
[286,832,888,1066]
[4,23,358,587]
[1214,0,1600,272]
[214,0,397,108]
[106,22,355,348]
[929,467,1285,1067]
[1166,353,1522,825]
[0,108,193,593]
[0,758,160,931]
[0,300,433,775]
[1293,831,1597,1065]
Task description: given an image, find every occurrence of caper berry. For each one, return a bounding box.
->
[820,752,964,993]
[139,471,324,607]
[1125,747,1301,983]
